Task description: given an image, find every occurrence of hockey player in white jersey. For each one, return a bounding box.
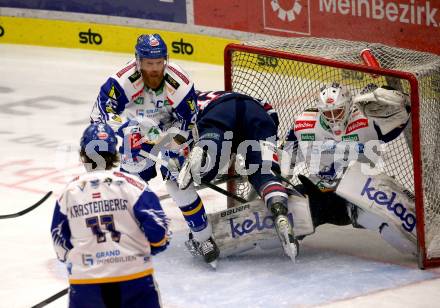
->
[90,34,219,265]
[51,122,169,308]
[281,82,416,256]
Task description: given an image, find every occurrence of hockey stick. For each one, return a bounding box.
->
[158,174,243,201]
[201,180,248,204]
[31,287,68,308]
[0,191,53,219]
[139,149,248,204]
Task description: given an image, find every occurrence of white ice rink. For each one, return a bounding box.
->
[1,44,440,308]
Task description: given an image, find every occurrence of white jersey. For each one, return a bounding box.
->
[283,106,409,182]
[51,170,169,284]
[91,59,197,136]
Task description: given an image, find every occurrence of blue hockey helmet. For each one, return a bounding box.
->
[135,34,168,59]
[80,122,117,155]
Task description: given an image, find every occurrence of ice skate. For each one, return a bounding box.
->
[270,201,298,262]
[185,233,220,268]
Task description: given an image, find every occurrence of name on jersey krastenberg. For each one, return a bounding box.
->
[320,0,438,27]
[361,177,416,232]
[229,212,294,238]
[70,199,128,218]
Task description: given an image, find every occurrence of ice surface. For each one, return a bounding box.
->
[0,44,439,308]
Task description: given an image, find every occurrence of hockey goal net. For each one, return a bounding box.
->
[224,37,440,269]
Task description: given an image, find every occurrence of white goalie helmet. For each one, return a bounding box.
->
[316,82,352,136]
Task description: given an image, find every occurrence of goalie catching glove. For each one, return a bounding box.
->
[353,85,410,118]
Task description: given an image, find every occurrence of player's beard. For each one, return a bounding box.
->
[143,69,164,90]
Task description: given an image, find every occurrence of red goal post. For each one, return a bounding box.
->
[224,38,440,269]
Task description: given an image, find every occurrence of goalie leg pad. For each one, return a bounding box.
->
[352,206,417,256]
[337,161,417,255]
[207,194,314,257]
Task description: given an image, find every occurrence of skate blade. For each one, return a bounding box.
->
[283,242,297,263]
[208,260,218,269]
[276,220,297,263]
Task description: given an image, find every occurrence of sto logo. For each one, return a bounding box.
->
[270,0,302,22]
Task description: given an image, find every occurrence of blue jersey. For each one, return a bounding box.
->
[196,91,279,128]
[194,91,280,192]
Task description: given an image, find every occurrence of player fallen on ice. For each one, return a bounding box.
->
[177,90,299,262]
[51,122,169,307]
[90,34,219,266]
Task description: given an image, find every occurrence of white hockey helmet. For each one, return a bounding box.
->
[316,82,352,136]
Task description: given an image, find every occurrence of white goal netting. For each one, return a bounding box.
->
[224,37,440,267]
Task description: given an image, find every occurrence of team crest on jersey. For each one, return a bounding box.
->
[165,73,180,90]
[104,177,113,186]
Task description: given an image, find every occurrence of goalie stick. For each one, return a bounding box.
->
[0,191,52,219]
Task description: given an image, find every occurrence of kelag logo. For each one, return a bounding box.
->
[79,29,102,45]
[0,25,4,37]
[172,39,194,55]
[263,0,311,35]
[360,177,416,232]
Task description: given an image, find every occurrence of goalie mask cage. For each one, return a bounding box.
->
[224,38,440,269]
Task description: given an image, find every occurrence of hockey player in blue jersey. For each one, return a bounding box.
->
[51,122,169,308]
[177,91,298,261]
[90,34,219,265]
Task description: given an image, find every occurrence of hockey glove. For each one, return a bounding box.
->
[353,85,409,118]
